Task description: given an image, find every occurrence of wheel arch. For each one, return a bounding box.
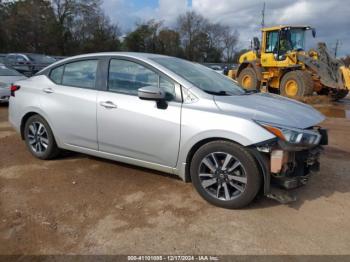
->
[20,111,58,144]
[20,112,39,140]
[183,137,270,195]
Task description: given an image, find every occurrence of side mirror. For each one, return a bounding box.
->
[253,37,260,51]
[138,86,165,101]
[312,28,316,38]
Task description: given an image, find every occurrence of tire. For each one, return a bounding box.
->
[316,88,329,96]
[332,89,349,101]
[238,67,260,91]
[24,115,60,160]
[280,70,314,98]
[190,140,262,209]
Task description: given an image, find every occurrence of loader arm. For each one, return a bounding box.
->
[298,42,349,91]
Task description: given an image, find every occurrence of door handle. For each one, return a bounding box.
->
[100,101,118,109]
[43,88,54,94]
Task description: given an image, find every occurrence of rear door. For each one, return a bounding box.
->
[40,59,100,150]
[97,58,182,167]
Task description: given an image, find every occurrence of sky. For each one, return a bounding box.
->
[102,0,350,57]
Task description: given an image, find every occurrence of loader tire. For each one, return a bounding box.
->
[332,89,349,101]
[238,67,260,91]
[280,70,314,98]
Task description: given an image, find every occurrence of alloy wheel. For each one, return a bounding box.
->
[198,152,247,201]
[27,121,49,153]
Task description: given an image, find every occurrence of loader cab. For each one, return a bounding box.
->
[261,26,315,66]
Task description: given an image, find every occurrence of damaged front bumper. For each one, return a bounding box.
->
[252,128,328,203]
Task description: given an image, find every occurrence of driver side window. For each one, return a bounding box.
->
[108,59,158,95]
[266,31,278,53]
[108,59,176,100]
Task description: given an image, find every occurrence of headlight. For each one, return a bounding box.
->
[258,122,321,147]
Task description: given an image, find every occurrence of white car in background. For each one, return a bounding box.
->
[0,64,27,103]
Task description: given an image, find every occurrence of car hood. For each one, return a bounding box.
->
[214,93,325,129]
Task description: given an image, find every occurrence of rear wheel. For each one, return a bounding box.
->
[280,70,314,98]
[238,67,260,91]
[24,115,60,160]
[190,141,261,209]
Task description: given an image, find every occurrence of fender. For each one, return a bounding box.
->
[19,107,63,148]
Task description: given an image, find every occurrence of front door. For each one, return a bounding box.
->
[97,58,181,167]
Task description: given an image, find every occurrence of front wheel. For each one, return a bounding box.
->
[280,70,314,98]
[24,115,60,160]
[190,141,261,209]
[238,67,260,91]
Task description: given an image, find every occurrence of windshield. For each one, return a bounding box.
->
[0,65,23,76]
[151,57,245,95]
[289,29,306,51]
[27,54,56,64]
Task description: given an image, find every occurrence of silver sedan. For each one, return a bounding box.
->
[9,53,327,208]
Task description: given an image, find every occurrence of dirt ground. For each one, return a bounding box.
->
[0,98,350,255]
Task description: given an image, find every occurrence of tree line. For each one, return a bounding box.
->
[0,0,239,63]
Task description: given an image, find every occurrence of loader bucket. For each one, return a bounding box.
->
[298,42,350,99]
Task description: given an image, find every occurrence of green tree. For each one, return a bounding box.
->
[0,0,120,55]
[158,29,183,57]
[124,20,162,53]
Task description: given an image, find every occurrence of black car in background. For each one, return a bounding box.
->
[5,53,56,76]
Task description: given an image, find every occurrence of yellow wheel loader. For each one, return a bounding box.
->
[229,26,350,100]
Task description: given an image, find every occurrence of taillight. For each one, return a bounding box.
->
[10,84,20,97]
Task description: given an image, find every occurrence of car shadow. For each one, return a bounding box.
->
[57,150,183,181]
[52,146,350,210]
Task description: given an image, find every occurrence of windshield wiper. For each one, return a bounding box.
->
[204,90,234,96]
[242,89,259,95]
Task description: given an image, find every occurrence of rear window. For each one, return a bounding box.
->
[50,60,98,89]
[0,65,23,76]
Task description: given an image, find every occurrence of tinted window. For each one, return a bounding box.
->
[7,55,16,62]
[108,59,158,95]
[62,60,98,89]
[16,56,27,62]
[50,65,64,84]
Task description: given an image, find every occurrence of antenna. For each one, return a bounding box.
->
[261,2,266,28]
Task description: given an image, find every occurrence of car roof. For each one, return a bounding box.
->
[38,52,212,99]
[262,25,312,32]
[61,52,170,60]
